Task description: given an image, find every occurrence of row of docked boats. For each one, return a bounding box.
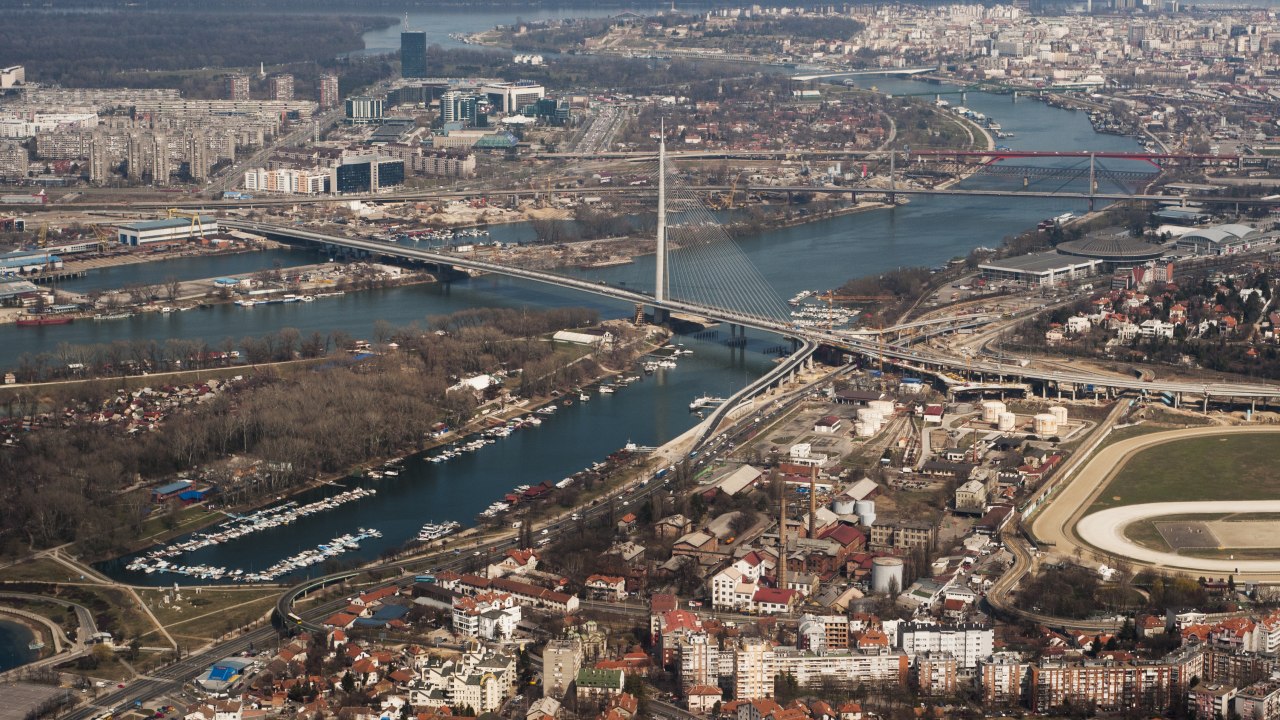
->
[426,415,544,464]
[125,527,383,582]
[418,520,462,542]
[128,487,377,567]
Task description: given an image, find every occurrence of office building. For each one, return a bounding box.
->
[319,74,341,109]
[227,74,251,101]
[331,154,404,194]
[345,96,385,125]
[268,74,294,101]
[480,81,545,114]
[441,90,480,125]
[0,65,25,89]
[401,31,428,78]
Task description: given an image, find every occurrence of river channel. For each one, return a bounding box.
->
[0,619,36,673]
[37,20,1140,584]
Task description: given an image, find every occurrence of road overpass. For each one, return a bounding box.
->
[62,181,1280,215]
[791,66,935,81]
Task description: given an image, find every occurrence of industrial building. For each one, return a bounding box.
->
[978,251,1101,286]
[196,656,253,694]
[0,250,62,277]
[1174,223,1262,256]
[116,216,219,246]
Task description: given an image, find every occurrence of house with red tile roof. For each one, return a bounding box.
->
[685,685,722,714]
[585,574,627,601]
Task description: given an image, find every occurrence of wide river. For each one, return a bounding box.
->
[19,12,1144,585]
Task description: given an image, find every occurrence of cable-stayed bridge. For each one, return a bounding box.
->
[224,140,1280,404]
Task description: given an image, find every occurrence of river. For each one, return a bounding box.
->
[8,18,1129,584]
[0,619,36,673]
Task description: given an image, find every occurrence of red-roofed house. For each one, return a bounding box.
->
[585,575,627,601]
[751,587,801,615]
[322,612,358,630]
[686,685,722,714]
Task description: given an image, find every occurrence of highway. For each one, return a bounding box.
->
[226,220,1280,402]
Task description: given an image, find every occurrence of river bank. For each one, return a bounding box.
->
[94,320,673,570]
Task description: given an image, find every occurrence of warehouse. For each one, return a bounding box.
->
[0,250,62,276]
[978,252,1100,286]
[116,216,219,246]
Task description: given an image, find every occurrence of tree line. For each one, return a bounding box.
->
[0,11,393,92]
[0,307,605,559]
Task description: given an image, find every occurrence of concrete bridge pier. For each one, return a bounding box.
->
[652,307,670,325]
[1203,393,1210,413]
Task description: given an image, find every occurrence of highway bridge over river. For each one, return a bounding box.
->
[228,218,1280,406]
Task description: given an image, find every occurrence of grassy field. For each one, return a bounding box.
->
[0,558,82,584]
[1089,433,1280,512]
[1123,519,1173,552]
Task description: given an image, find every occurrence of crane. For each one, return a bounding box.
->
[36,222,48,248]
[167,208,208,243]
[91,225,114,252]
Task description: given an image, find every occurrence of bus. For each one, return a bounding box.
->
[414,574,437,584]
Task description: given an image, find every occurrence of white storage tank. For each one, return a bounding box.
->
[855,420,880,437]
[868,399,896,416]
[981,400,1006,423]
[1033,413,1059,436]
[871,556,905,594]
[997,412,1017,432]
[856,408,883,422]
[855,499,876,526]
[831,497,857,515]
[1049,405,1069,424]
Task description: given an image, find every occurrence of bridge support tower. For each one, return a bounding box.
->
[652,126,669,325]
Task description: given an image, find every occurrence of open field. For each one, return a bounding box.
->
[0,558,83,584]
[1089,434,1280,513]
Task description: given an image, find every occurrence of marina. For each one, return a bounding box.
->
[125,487,377,574]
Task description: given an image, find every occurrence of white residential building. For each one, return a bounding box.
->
[732,638,908,700]
[897,623,994,669]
